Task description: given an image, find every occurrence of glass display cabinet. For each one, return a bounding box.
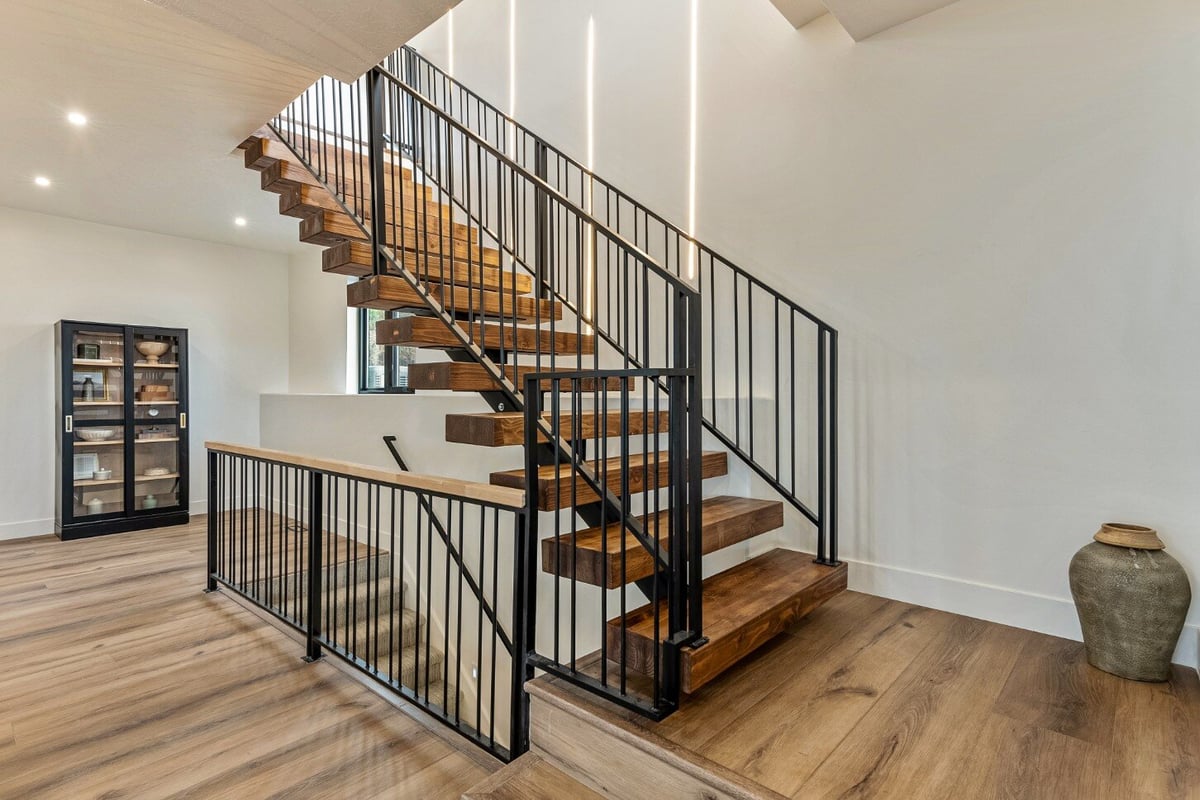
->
[55,321,190,539]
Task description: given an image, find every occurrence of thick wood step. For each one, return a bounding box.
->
[325,241,532,293]
[489,451,728,512]
[243,133,414,183]
[279,182,448,222]
[301,210,502,266]
[377,315,596,355]
[408,362,632,393]
[462,753,605,800]
[348,275,559,323]
[446,410,670,447]
[541,496,784,589]
[606,548,847,694]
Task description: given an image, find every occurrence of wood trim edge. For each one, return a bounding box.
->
[204,441,525,509]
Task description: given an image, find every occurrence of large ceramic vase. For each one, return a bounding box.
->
[1069,523,1191,682]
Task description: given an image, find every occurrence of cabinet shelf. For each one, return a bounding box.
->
[75,401,123,407]
[135,401,178,406]
[75,440,125,447]
[136,473,180,482]
[73,359,123,367]
[75,478,123,487]
[134,362,179,369]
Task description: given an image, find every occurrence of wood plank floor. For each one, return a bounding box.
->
[629,590,1200,799]
[0,519,495,800]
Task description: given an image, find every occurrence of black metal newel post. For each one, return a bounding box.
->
[533,141,550,299]
[305,470,324,662]
[205,451,219,592]
[367,67,388,277]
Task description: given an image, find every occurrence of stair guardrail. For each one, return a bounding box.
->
[388,46,839,567]
[204,442,529,760]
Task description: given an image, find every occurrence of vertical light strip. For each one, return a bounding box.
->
[687,0,699,279]
[447,7,455,76]
[509,0,517,116]
[584,15,596,323]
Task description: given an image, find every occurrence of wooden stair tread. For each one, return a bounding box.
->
[489,451,728,512]
[462,754,605,800]
[300,212,503,266]
[243,133,413,182]
[279,182,448,222]
[607,548,847,693]
[542,496,784,588]
[407,362,632,393]
[348,275,559,323]
[445,409,671,447]
[377,315,595,355]
[324,241,532,293]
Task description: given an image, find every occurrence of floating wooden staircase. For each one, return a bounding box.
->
[236,126,845,717]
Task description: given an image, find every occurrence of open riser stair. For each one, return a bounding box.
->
[227,44,842,769]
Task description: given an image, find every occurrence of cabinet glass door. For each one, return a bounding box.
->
[68,326,127,519]
[131,331,185,512]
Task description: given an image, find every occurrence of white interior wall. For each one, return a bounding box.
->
[0,205,289,539]
[411,0,1200,667]
[286,250,354,394]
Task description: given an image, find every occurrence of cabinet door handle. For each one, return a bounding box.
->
[179,412,187,430]
[64,415,73,433]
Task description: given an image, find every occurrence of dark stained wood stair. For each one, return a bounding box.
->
[235,124,848,718]
[407,362,631,393]
[541,496,784,589]
[376,315,596,354]
[347,275,560,323]
[489,451,728,512]
[607,548,848,694]
[446,409,671,447]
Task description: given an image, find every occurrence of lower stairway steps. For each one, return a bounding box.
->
[606,548,848,694]
[489,451,728,512]
[446,409,672,448]
[541,496,785,589]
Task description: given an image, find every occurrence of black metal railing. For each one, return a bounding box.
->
[205,443,528,760]
[387,46,839,566]
[522,367,702,718]
[268,61,708,720]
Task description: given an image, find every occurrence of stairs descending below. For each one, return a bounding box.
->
[606,548,847,694]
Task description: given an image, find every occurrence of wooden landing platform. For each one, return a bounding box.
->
[501,590,1200,800]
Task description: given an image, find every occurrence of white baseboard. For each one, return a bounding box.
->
[0,517,56,541]
[843,556,1199,670]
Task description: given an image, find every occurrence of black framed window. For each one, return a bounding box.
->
[358,309,416,393]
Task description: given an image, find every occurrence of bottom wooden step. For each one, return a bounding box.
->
[606,548,847,694]
[461,753,605,800]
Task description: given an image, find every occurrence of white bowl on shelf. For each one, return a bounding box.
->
[135,341,171,364]
[92,469,113,480]
[77,428,116,441]
[143,467,170,477]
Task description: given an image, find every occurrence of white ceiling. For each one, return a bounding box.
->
[0,0,327,254]
[148,0,460,84]
[769,0,962,39]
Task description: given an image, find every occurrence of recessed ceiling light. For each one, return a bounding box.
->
[34,176,51,188]
[234,217,247,227]
[67,111,88,127]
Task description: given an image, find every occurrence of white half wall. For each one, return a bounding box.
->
[413,0,1200,668]
[0,206,289,539]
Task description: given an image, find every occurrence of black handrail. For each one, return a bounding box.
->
[389,46,839,567]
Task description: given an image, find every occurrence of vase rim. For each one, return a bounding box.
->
[1095,522,1164,550]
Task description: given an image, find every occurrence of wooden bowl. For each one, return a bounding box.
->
[135,341,170,363]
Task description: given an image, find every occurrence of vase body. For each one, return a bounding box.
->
[1069,540,1191,681]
